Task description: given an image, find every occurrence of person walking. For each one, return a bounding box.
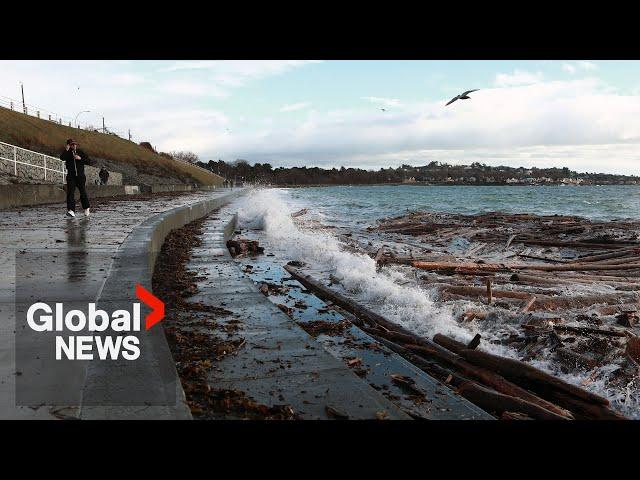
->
[99,165,110,185]
[60,138,92,218]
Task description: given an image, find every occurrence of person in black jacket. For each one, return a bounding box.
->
[60,138,91,218]
[98,165,109,185]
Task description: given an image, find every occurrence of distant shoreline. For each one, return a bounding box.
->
[274,182,640,189]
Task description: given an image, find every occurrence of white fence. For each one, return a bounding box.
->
[0,141,67,183]
[0,141,124,185]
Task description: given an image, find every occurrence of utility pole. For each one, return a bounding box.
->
[102,117,106,134]
[128,129,131,141]
[21,82,26,114]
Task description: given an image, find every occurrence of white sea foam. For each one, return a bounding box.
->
[233,187,640,418]
[236,188,468,340]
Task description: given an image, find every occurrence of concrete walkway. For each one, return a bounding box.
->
[0,188,238,419]
[187,212,411,419]
[185,210,491,419]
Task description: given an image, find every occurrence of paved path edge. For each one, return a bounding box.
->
[79,189,246,420]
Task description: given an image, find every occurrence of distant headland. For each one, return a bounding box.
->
[196,159,639,186]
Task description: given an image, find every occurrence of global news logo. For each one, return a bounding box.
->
[25,284,164,361]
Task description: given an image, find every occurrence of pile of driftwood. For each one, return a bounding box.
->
[285,265,629,420]
[318,210,640,417]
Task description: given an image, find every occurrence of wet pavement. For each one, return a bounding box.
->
[0,189,236,419]
[185,210,492,419]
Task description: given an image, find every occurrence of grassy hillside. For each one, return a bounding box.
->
[0,107,223,186]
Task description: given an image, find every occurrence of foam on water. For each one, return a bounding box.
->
[236,189,468,340]
[233,187,639,418]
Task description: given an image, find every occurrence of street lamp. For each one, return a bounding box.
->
[75,110,90,127]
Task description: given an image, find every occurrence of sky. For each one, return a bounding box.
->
[1,60,640,174]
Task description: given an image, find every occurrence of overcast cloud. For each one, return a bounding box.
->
[0,61,638,174]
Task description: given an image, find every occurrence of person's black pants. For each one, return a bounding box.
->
[66,175,90,212]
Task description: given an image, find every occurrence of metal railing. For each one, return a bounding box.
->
[0,141,66,183]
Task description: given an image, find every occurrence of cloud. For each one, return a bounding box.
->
[494,69,544,87]
[208,78,640,174]
[362,96,403,107]
[0,60,637,175]
[563,61,598,74]
[577,61,598,70]
[279,102,311,112]
[156,79,229,97]
[161,60,321,87]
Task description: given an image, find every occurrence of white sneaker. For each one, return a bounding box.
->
[84,208,90,217]
[66,210,76,218]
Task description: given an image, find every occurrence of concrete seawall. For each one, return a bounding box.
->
[0,183,221,209]
[79,189,246,419]
[0,183,66,209]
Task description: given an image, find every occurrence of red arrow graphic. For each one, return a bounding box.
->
[135,283,165,330]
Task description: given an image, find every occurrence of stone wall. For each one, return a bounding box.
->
[0,143,123,186]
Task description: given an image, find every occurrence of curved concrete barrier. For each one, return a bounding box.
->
[79,189,246,419]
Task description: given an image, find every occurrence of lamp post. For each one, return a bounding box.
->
[75,110,90,128]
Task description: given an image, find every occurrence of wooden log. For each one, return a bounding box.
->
[374,336,564,420]
[403,343,573,419]
[440,285,635,311]
[522,296,537,312]
[516,254,569,264]
[505,234,517,250]
[555,347,598,369]
[510,272,639,289]
[510,273,577,287]
[284,265,412,335]
[456,381,569,420]
[501,411,534,420]
[518,239,638,250]
[438,285,539,301]
[286,266,581,419]
[551,325,627,338]
[459,348,610,406]
[433,333,468,354]
[412,260,640,273]
[541,389,626,420]
[468,334,482,350]
[570,247,640,264]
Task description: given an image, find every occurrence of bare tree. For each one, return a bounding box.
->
[169,151,200,164]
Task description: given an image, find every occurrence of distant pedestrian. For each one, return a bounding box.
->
[99,165,109,185]
[60,138,91,218]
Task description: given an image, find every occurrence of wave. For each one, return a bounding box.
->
[233,187,639,418]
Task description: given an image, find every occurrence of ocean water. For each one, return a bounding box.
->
[286,184,640,227]
[227,185,640,417]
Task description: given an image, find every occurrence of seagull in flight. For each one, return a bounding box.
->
[445,89,479,106]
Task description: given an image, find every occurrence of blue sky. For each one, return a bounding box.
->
[1,60,640,174]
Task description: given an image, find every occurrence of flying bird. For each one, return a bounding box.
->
[380,108,386,112]
[445,89,479,106]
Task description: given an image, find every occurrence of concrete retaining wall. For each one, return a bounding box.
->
[80,189,246,419]
[66,184,128,198]
[0,184,65,209]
